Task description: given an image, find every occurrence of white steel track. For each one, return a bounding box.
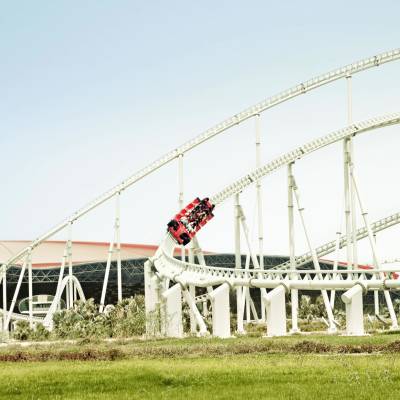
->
[2,49,399,271]
[151,112,400,288]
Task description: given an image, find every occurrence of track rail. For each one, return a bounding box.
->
[153,112,400,284]
[153,211,400,284]
[211,112,400,205]
[3,49,399,270]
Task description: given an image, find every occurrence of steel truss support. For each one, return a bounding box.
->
[287,163,299,333]
[27,248,33,328]
[178,154,185,261]
[1,264,7,332]
[177,154,197,333]
[99,193,124,312]
[350,171,398,329]
[329,231,341,308]
[234,194,245,334]
[237,203,263,323]
[182,287,208,336]
[290,169,337,333]
[5,256,28,330]
[344,75,358,273]
[188,242,197,333]
[67,221,73,309]
[116,192,122,302]
[43,275,86,330]
[372,234,380,317]
[255,114,265,321]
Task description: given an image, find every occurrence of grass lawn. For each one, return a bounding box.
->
[1,335,400,399]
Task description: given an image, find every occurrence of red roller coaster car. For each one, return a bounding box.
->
[167,197,215,245]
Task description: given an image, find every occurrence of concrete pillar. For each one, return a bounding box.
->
[144,260,160,335]
[263,285,287,337]
[209,283,231,338]
[162,284,183,338]
[341,283,365,336]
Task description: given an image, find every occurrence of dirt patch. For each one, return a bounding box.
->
[292,340,332,353]
[0,348,124,362]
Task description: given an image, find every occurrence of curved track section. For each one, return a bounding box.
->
[152,112,400,286]
[2,49,399,270]
[0,309,42,324]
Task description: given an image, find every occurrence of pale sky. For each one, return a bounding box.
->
[1,1,400,264]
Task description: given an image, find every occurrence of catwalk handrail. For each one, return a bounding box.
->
[2,49,399,270]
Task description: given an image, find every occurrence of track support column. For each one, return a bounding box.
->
[350,171,398,329]
[234,194,245,334]
[209,283,231,338]
[28,248,33,328]
[288,163,299,333]
[341,283,365,336]
[144,260,161,336]
[255,114,265,321]
[162,283,183,338]
[116,192,122,302]
[1,265,7,332]
[67,221,73,309]
[262,284,287,337]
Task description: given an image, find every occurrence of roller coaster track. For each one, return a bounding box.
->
[0,308,42,324]
[151,112,400,287]
[2,49,399,271]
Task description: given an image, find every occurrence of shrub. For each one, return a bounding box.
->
[13,321,50,341]
[52,296,147,339]
[13,320,33,341]
[105,296,146,337]
[53,299,110,339]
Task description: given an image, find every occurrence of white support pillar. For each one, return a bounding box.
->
[115,192,122,302]
[54,246,68,309]
[255,114,265,322]
[237,204,266,322]
[374,291,380,316]
[178,153,185,261]
[67,221,73,309]
[2,264,7,332]
[192,237,206,266]
[99,233,116,313]
[330,231,341,308]
[350,171,398,329]
[373,233,380,316]
[209,283,231,338]
[288,163,299,333]
[188,243,197,334]
[182,288,208,336]
[162,283,183,338]
[144,260,160,335]
[347,75,358,270]
[341,283,365,336]
[291,173,336,332]
[5,257,28,330]
[27,248,33,328]
[343,137,353,272]
[234,194,245,334]
[263,284,287,337]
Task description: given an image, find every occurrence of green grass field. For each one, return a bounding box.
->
[1,335,400,399]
